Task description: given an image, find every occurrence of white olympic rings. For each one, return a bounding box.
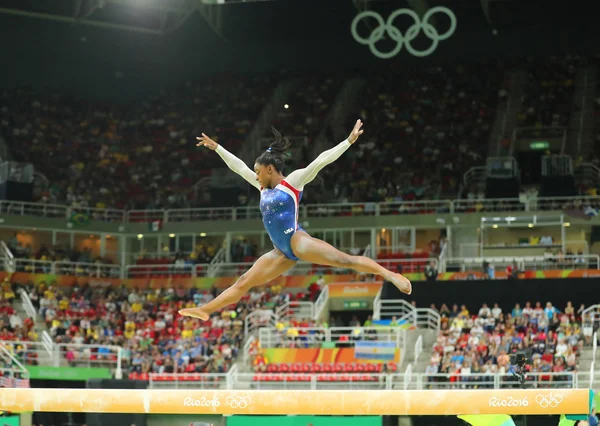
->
[350,7,457,59]
[226,396,252,409]
[535,394,563,408]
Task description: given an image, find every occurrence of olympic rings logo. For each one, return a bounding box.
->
[535,394,563,408]
[350,7,457,59]
[226,396,252,409]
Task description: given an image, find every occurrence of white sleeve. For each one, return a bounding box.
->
[215,145,261,190]
[286,139,352,190]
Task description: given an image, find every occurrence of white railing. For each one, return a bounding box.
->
[403,364,413,390]
[313,284,329,321]
[0,344,29,379]
[207,247,226,276]
[256,326,407,351]
[591,331,598,389]
[244,309,278,336]
[414,335,423,364]
[444,255,600,272]
[0,340,53,365]
[0,200,125,222]
[126,263,210,278]
[9,258,121,277]
[373,296,441,332]
[275,301,315,322]
[242,335,256,365]
[18,288,37,324]
[147,371,586,390]
[5,196,600,224]
[0,241,14,273]
[55,343,123,378]
[41,331,54,355]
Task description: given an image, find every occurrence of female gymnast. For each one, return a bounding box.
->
[179,119,412,320]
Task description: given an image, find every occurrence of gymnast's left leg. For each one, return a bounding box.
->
[290,231,412,294]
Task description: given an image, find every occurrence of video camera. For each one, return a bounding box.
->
[509,349,532,368]
[510,349,532,388]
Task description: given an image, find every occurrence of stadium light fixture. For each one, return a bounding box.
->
[492,224,498,229]
[137,234,144,240]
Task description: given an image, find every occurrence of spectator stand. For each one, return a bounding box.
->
[443,254,600,276]
[420,300,592,393]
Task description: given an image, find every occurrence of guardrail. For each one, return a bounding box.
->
[144,371,586,390]
[55,343,122,376]
[3,196,600,224]
[444,255,600,272]
[373,296,441,333]
[591,331,598,388]
[125,263,210,278]
[256,326,407,352]
[313,284,329,321]
[17,288,37,324]
[414,335,423,364]
[4,259,121,278]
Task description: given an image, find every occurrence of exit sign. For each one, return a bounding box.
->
[343,300,368,309]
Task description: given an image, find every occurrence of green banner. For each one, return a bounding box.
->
[343,300,368,309]
[26,366,112,381]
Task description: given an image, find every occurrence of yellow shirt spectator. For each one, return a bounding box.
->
[59,299,69,310]
[181,329,193,339]
[131,302,143,313]
[125,320,136,331]
[124,330,135,339]
[286,327,299,338]
[4,289,15,301]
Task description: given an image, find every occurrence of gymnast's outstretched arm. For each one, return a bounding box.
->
[286,119,364,190]
[196,133,261,190]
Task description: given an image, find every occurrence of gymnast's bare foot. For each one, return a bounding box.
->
[389,273,412,295]
[178,308,209,321]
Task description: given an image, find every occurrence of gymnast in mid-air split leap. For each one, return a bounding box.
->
[179,119,412,320]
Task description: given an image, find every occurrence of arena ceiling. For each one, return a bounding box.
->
[0,0,588,38]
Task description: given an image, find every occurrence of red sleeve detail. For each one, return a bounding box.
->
[280,180,300,203]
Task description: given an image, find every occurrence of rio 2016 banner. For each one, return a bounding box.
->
[0,388,591,416]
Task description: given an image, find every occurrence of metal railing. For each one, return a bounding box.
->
[125,263,210,278]
[0,340,53,365]
[5,196,600,224]
[145,371,587,390]
[55,343,123,378]
[275,301,315,321]
[313,284,329,321]
[6,258,120,277]
[590,331,598,389]
[414,335,423,364]
[444,254,600,272]
[256,326,407,352]
[17,288,37,324]
[0,344,29,379]
[373,295,441,333]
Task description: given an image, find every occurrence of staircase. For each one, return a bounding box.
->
[313,77,366,156]
[239,78,299,164]
[566,66,597,158]
[488,69,527,157]
[401,328,438,375]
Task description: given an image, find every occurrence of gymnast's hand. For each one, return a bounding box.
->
[347,119,364,145]
[196,133,219,150]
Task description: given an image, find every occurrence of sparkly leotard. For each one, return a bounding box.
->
[214,138,351,260]
[259,180,303,260]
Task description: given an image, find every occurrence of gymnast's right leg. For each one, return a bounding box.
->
[179,249,297,320]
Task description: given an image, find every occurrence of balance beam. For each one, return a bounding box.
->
[0,388,592,415]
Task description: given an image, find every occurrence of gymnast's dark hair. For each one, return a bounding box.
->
[255,126,291,172]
